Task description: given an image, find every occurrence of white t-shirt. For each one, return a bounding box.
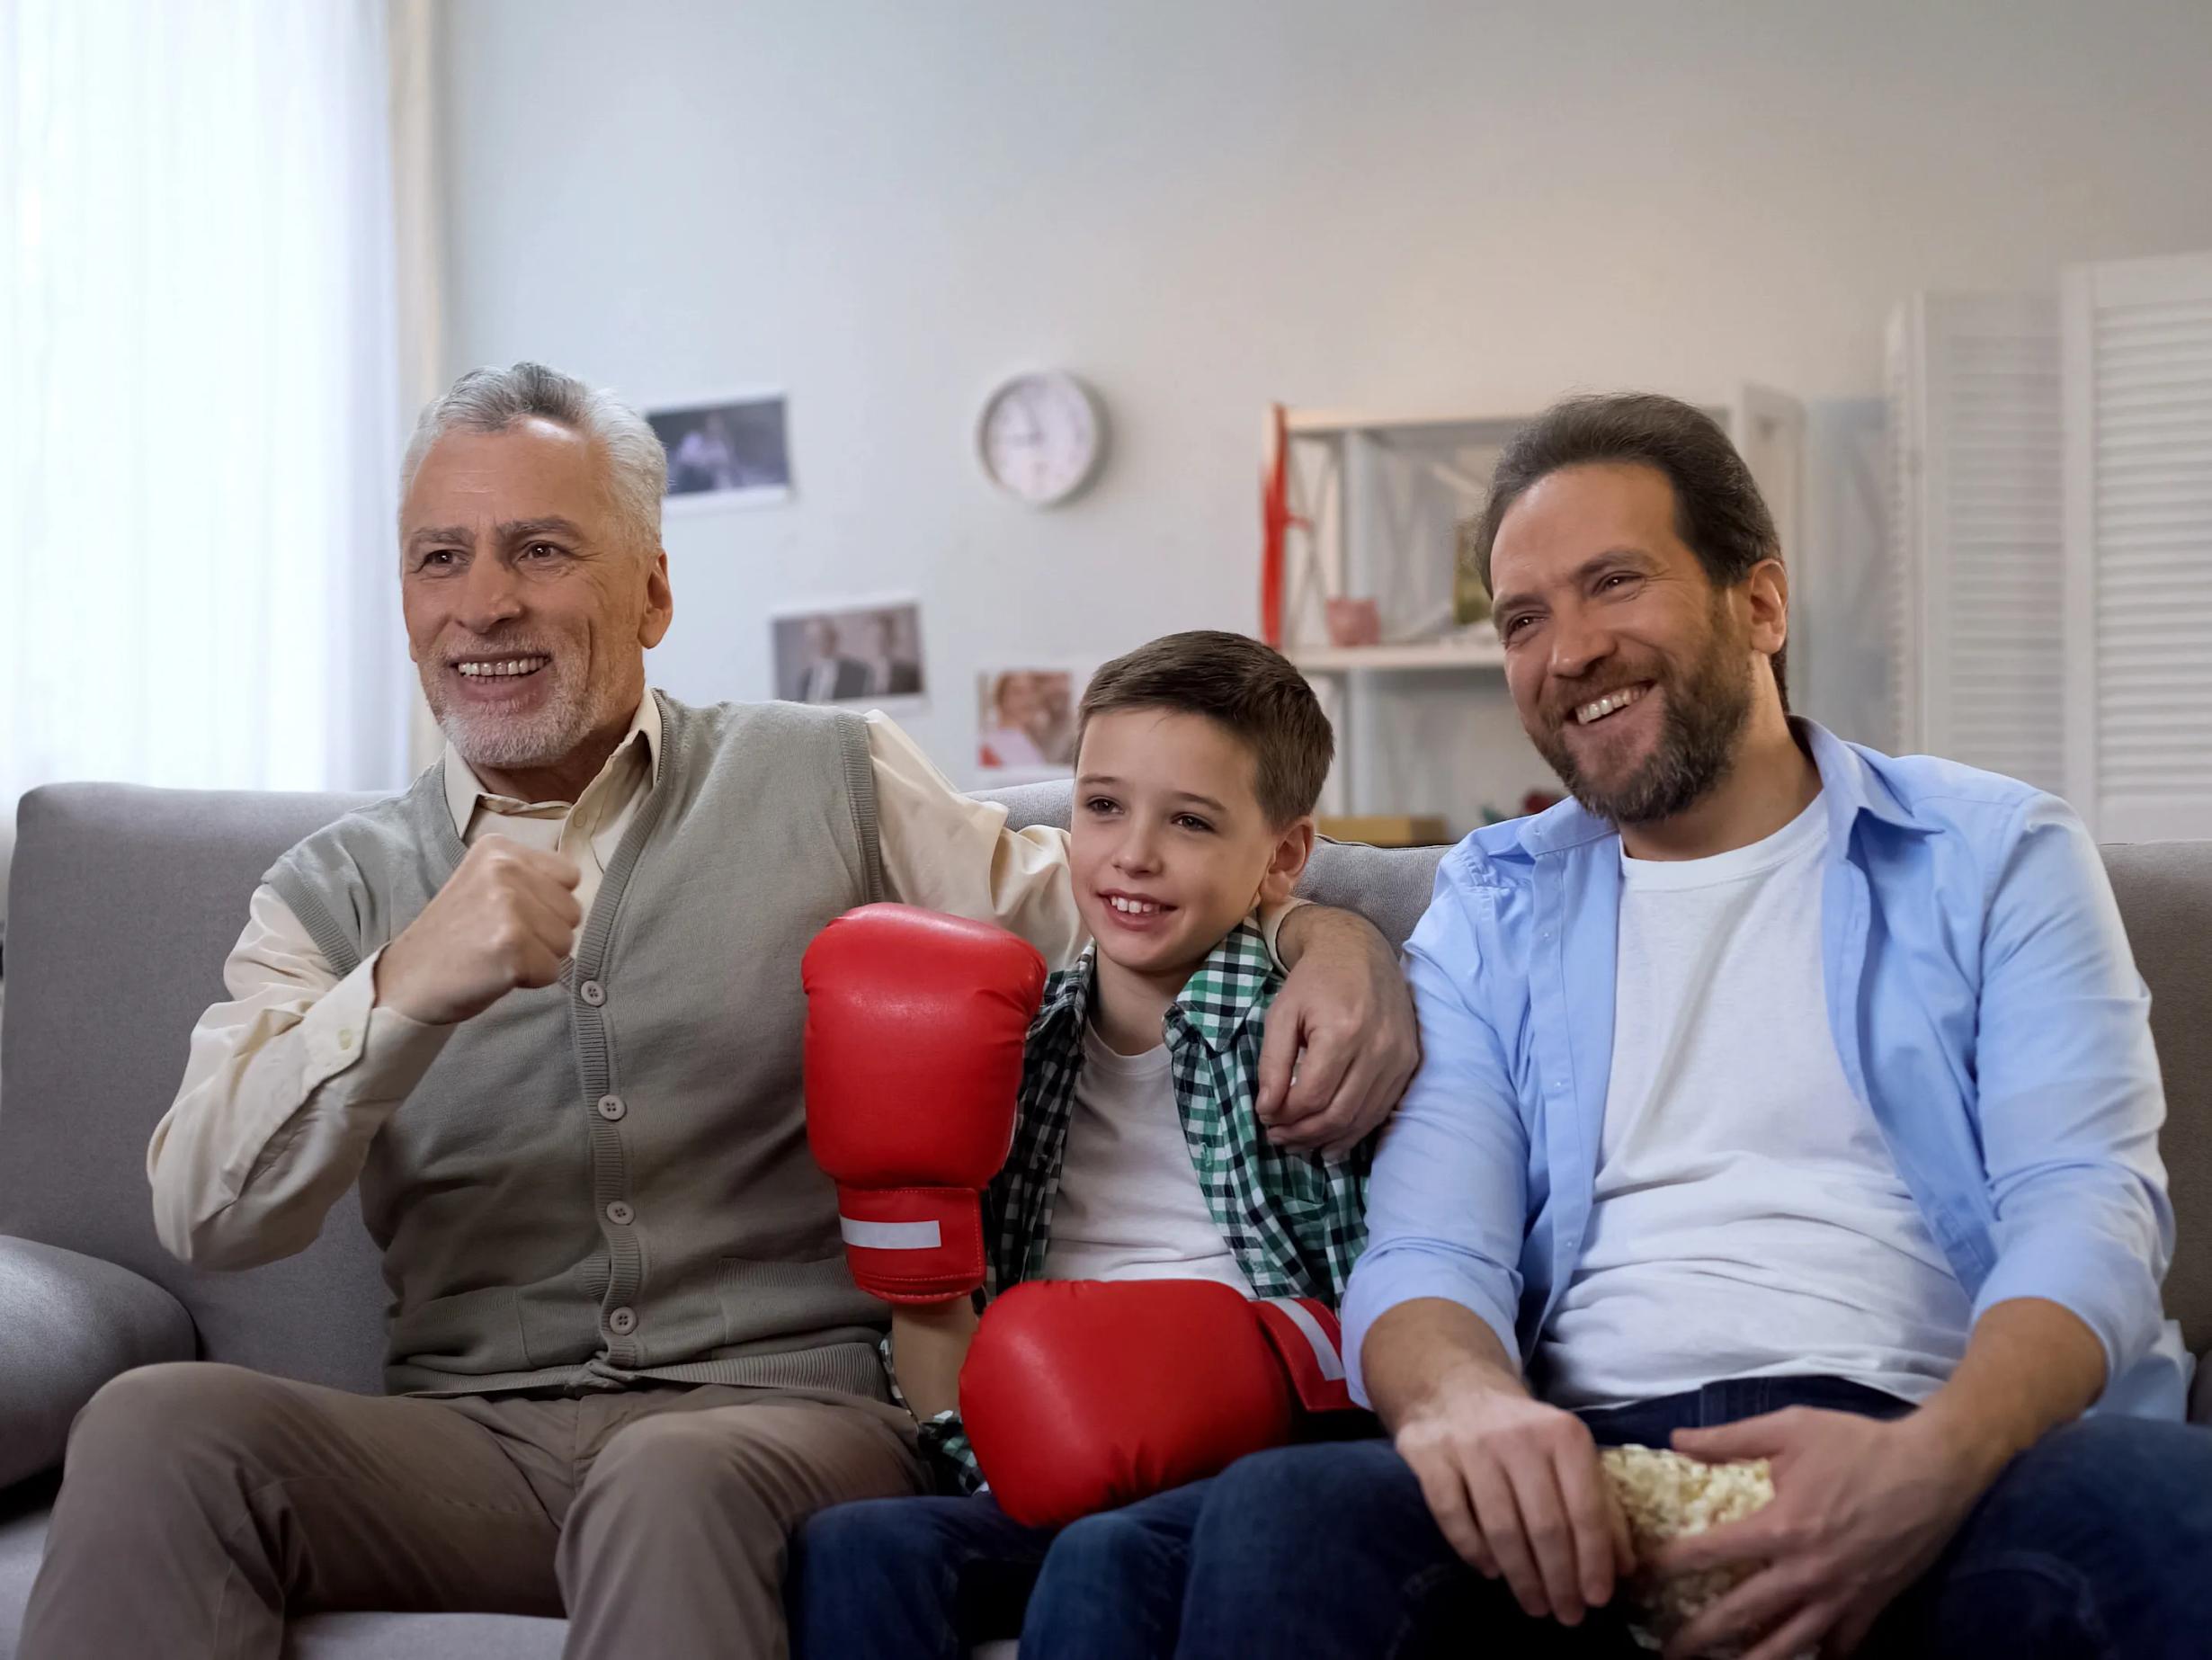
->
[1538,795,1973,1410]
[1039,1025,1253,1292]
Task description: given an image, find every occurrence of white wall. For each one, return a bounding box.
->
[434,0,2212,826]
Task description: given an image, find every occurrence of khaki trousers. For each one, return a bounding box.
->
[18,1361,924,1660]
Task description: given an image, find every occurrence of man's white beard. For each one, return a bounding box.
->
[424,660,598,774]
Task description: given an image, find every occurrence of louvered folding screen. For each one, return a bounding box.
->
[2063,252,2212,841]
[1886,293,2065,794]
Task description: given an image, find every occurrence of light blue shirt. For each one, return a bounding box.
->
[1345,720,2188,1419]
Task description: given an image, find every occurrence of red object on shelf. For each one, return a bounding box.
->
[1260,403,1303,648]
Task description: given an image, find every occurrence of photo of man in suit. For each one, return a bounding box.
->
[851,611,922,698]
[778,606,925,705]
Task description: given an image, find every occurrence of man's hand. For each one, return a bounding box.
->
[1654,1408,1992,1660]
[1259,906,1419,1156]
[1396,1362,1634,1628]
[372,838,583,1025]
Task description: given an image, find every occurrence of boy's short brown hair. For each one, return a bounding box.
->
[1076,630,1333,826]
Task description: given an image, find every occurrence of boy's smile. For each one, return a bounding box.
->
[1096,887,1177,933]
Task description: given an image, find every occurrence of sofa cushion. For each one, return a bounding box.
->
[2100,842,2212,1356]
[0,784,390,1393]
[0,1240,195,1487]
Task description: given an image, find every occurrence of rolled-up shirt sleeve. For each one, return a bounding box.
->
[148,884,452,1269]
[1342,852,1531,1405]
[867,713,1089,969]
[1967,795,2172,1394]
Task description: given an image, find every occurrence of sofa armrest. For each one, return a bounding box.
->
[0,1236,196,1486]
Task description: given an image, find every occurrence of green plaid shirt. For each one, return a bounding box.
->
[897,919,1371,1494]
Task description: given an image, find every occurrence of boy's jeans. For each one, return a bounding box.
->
[789,1478,1215,1660]
[1174,1374,2212,1658]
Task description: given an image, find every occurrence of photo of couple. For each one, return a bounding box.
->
[976,667,1080,777]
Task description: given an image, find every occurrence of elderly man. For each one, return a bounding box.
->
[1173,394,2212,1659]
[19,362,1416,1660]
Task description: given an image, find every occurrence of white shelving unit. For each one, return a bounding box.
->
[1271,394,1804,817]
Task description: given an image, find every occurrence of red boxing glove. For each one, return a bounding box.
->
[959,1279,1355,1528]
[802,904,1048,1304]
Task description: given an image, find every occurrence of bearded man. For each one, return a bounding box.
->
[18,362,1417,1660]
[1170,392,2212,1660]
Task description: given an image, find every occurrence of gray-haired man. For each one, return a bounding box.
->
[19,363,1419,1660]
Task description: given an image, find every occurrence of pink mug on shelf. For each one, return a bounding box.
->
[1324,597,1381,647]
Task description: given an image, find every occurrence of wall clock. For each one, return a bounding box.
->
[977,370,1106,506]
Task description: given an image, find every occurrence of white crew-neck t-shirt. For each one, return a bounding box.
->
[1538,795,1972,1410]
[1039,1025,1253,1293]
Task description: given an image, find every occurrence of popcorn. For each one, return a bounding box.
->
[1600,1444,1784,1657]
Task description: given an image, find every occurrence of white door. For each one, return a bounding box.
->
[1886,293,2065,795]
[2063,251,2212,841]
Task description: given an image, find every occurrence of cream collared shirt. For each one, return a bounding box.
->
[147,697,1155,1269]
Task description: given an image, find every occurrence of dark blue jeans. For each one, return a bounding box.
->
[789,1477,1214,1660]
[1173,1375,2212,1658]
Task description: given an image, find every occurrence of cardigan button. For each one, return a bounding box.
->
[580,979,606,1006]
[597,1094,627,1121]
[606,1200,636,1227]
[608,1307,637,1335]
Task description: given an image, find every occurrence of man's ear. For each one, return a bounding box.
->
[1258,817,1316,907]
[638,547,674,650]
[1744,557,1788,658]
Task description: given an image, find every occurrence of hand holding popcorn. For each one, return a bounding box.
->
[1601,1445,1789,1657]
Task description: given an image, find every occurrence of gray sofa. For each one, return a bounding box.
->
[0,781,2206,1659]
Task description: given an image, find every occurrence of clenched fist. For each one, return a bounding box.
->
[371,837,584,1025]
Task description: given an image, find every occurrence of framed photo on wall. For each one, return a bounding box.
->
[771,599,927,710]
[647,390,791,512]
[976,665,1086,781]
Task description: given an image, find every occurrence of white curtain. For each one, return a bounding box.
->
[0,0,411,811]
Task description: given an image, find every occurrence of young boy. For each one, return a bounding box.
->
[789,630,1367,1659]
